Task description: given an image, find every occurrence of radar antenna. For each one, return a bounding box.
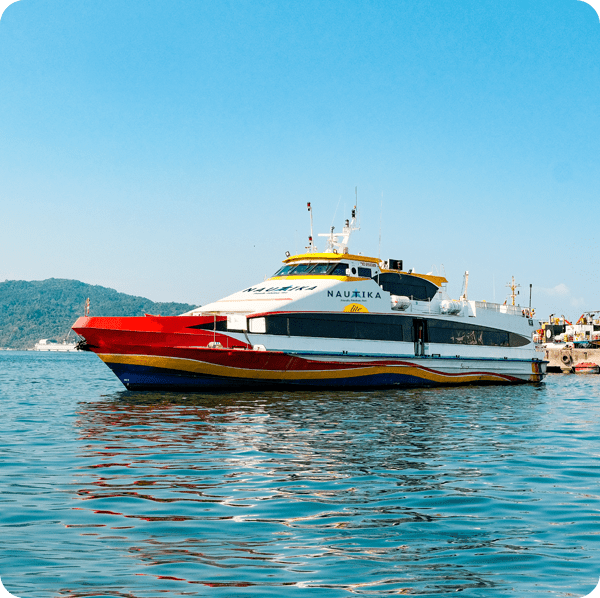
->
[317,197,360,253]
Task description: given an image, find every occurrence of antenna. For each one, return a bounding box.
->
[529,283,532,312]
[331,195,341,230]
[460,271,469,301]
[378,192,383,260]
[318,197,360,253]
[307,202,315,252]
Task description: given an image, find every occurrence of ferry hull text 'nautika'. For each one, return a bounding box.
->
[73,203,546,391]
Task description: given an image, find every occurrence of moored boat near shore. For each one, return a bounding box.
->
[574,361,600,374]
[34,339,79,352]
[73,205,546,391]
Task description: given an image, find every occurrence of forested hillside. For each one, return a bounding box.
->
[0,279,197,349]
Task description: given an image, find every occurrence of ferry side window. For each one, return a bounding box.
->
[357,267,371,278]
[330,263,349,276]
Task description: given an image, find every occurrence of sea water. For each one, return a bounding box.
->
[1,351,599,597]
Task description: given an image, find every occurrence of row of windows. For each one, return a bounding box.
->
[248,313,529,348]
[272,262,375,278]
[273,262,350,277]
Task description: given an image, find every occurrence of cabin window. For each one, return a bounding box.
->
[249,317,266,334]
[288,264,314,275]
[310,263,333,274]
[248,313,529,347]
[373,272,438,301]
[330,263,349,276]
[258,313,409,341]
[272,262,350,277]
[273,265,295,277]
[358,267,371,278]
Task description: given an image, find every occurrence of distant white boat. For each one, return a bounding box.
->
[34,339,79,352]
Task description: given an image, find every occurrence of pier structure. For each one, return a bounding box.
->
[541,345,600,373]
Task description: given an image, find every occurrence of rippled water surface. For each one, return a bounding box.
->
[1,352,600,597]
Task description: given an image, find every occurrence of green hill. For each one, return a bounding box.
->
[0,279,197,349]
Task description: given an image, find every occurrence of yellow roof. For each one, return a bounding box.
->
[282,253,448,287]
[284,252,381,264]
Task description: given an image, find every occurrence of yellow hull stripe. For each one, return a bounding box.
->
[98,353,517,384]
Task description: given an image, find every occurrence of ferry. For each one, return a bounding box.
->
[72,204,546,391]
[34,338,79,352]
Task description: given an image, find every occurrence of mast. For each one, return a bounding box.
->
[460,271,469,301]
[506,276,521,306]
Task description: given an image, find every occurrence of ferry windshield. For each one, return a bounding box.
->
[290,264,314,275]
[310,263,333,274]
[272,265,295,276]
[272,262,350,277]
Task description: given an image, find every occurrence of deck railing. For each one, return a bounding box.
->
[474,301,523,316]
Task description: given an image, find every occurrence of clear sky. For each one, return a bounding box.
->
[1,0,599,320]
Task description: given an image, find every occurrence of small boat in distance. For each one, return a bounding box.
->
[34,339,79,352]
[73,203,546,391]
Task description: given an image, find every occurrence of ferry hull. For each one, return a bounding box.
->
[102,358,542,391]
[73,317,545,392]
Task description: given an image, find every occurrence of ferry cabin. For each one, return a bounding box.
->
[185,251,537,363]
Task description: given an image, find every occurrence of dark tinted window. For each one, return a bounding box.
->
[273,265,295,277]
[289,264,314,275]
[260,313,410,342]
[249,313,528,347]
[330,263,349,276]
[274,262,346,277]
[358,267,371,278]
[374,273,439,301]
[310,263,334,274]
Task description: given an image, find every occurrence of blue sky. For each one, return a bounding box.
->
[1,0,599,320]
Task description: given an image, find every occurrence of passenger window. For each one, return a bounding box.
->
[358,267,371,278]
[330,263,349,276]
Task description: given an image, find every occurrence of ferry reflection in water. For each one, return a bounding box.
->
[63,386,588,597]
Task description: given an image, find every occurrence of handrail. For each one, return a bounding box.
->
[474,301,522,316]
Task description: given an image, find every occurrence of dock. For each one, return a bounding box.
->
[540,346,600,373]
